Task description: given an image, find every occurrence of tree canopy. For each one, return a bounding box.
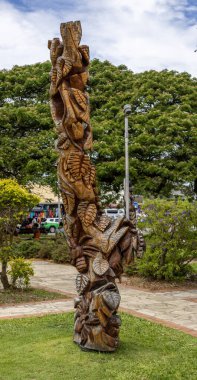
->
[0,62,57,189]
[90,60,197,196]
[0,59,196,197]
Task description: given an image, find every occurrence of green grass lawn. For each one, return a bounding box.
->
[0,288,67,305]
[0,313,196,380]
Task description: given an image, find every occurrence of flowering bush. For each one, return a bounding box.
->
[137,199,197,281]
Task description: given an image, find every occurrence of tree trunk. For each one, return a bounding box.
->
[0,261,10,289]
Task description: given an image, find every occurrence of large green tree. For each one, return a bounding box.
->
[0,62,57,189]
[0,60,196,196]
[90,60,197,196]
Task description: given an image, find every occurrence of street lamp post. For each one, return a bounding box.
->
[123,104,131,219]
[57,180,61,223]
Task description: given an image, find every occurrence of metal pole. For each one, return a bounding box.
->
[58,191,61,223]
[125,115,130,219]
[57,181,61,223]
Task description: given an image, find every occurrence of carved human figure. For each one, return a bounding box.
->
[48,20,141,352]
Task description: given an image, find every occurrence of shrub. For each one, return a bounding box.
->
[8,258,34,288]
[136,199,197,281]
[13,240,42,259]
[51,240,70,263]
[13,237,70,263]
[124,262,139,276]
[37,240,55,259]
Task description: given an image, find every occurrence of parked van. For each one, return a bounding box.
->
[104,208,125,220]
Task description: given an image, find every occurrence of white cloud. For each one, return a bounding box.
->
[0,0,196,76]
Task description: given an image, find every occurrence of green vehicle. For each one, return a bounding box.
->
[40,218,62,233]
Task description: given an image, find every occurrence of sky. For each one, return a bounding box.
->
[0,0,196,76]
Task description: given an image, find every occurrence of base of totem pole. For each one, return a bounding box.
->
[73,286,122,352]
[73,318,121,353]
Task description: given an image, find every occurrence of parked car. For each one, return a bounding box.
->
[103,208,125,220]
[40,218,62,233]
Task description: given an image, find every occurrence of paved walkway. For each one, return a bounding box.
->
[0,299,74,319]
[1,261,197,336]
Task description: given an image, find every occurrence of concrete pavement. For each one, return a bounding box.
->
[0,260,197,336]
[0,299,74,319]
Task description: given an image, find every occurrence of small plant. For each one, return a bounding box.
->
[8,258,34,289]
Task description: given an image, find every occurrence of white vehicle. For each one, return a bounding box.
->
[103,208,125,220]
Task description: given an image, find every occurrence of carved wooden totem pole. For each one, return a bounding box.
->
[48,21,140,352]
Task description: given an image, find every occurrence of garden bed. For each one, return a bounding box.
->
[121,274,197,292]
[0,288,67,306]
